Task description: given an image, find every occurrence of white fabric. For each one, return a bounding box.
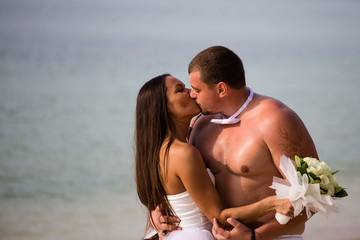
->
[270,155,339,224]
[273,235,303,240]
[210,87,253,125]
[163,169,215,239]
[165,226,215,240]
[166,192,212,229]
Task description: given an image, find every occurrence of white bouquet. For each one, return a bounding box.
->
[270,155,348,224]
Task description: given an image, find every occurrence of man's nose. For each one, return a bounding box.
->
[189,89,196,98]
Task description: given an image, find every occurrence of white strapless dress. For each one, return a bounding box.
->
[163,169,215,240]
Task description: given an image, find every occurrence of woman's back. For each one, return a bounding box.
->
[160,140,215,239]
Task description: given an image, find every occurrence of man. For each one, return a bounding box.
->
[153,46,317,239]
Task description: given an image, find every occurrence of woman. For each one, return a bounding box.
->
[135,74,293,240]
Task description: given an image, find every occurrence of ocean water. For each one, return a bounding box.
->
[0,0,359,239]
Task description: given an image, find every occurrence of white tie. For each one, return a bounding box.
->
[210,87,254,125]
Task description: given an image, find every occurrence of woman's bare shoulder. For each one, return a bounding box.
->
[170,140,201,160]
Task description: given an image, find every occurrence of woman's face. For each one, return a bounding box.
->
[165,76,200,121]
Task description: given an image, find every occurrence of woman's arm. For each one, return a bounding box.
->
[219,196,293,223]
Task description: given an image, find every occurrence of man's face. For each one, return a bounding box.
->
[189,71,219,115]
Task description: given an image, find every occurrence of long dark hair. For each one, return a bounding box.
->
[135,74,176,238]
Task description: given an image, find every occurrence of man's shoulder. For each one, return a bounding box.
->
[253,95,301,129]
[256,94,286,108]
[256,95,294,117]
[189,114,218,145]
[190,114,215,132]
[192,114,213,124]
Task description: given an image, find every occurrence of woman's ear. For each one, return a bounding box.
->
[217,82,228,97]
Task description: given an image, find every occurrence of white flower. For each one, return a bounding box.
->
[304,157,332,176]
[271,155,342,225]
[319,161,332,175]
[319,174,330,190]
[327,185,335,196]
[329,175,339,188]
[303,157,318,166]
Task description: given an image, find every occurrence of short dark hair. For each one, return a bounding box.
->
[188,46,246,89]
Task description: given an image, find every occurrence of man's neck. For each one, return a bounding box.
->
[221,87,251,118]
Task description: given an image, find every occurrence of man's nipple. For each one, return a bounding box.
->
[241,165,249,173]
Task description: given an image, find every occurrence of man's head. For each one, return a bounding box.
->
[188,46,246,114]
[188,46,246,89]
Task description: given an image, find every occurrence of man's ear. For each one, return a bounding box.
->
[217,82,228,97]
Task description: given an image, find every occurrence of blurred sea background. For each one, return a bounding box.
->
[0,0,359,239]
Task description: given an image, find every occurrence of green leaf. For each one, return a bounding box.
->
[301,162,308,170]
[334,186,343,194]
[332,170,339,175]
[308,172,321,181]
[308,174,314,183]
[320,188,327,194]
[295,155,302,168]
[297,166,307,175]
[334,188,348,198]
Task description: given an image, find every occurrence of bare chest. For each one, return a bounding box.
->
[195,123,273,176]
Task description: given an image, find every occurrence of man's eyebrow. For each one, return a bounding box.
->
[191,85,200,91]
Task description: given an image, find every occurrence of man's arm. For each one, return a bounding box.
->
[212,218,252,240]
[149,204,182,238]
[263,102,319,172]
[254,212,308,240]
[259,102,317,238]
[212,212,309,240]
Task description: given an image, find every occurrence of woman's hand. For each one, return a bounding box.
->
[271,196,294,218]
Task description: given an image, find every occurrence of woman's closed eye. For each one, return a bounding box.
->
[175,85,186,93]
[177,88,185,92]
